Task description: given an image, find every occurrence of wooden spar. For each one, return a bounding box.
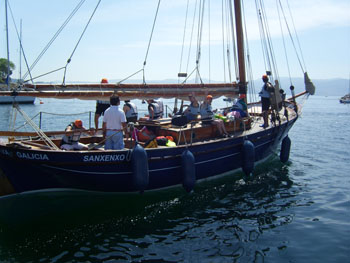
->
[0,82,240,100]
[287,91,308,100]
[233,0,247,91]
[0,130,62,137]
[0,129,94,137]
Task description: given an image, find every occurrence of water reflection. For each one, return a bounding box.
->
[0,159,298,262]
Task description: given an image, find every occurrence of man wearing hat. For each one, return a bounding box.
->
[61,119,88,150]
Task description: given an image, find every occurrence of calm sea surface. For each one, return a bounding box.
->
[0,96,349,263]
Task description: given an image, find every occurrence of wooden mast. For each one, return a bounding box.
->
[233,0,247,95]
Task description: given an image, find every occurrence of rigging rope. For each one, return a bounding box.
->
[223,0,233,82]
[276,0,292,84]
[241,0,259,106]
[195,0,206,83]
[23,67,66,84]
[143,0,162,84]
[208,0,211,83]
[185,0,198,77]
[62,0,102,85]
[221,0,227,82]
[22,0,86,81]
[278,0,306,73]
[256,0,280,81]
[12,104,59,150]
[178,0,191,80]
[7,1,34,84]
[176,0,191,114]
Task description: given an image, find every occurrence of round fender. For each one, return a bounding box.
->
[181,149,196,192]
[280,135,291,163]
[242,140,255,176]
[131,143,149,192]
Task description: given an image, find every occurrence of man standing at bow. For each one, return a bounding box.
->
[259,74,274,128]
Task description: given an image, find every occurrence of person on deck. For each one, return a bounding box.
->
[259,74,274,128]
[183,93,200,121]
[229,94,248,118]
[102,96,127,150]
[123,100,138,123]
[61,119,89,150]
[94,78,110,131]
[200,95,230,137]
[147,99,164,120]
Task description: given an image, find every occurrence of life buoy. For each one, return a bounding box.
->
[280,135,291,163]
[131,143,149,192]
[181,149,196,192]
[242,140,255,176]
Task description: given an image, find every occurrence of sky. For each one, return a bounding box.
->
[1,0,349,84]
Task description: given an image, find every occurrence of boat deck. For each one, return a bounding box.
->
[0,103,296,151]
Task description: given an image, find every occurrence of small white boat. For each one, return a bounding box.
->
[0,95,35,104]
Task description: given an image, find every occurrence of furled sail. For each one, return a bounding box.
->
[304,72,316,95]
[0,82,240,101]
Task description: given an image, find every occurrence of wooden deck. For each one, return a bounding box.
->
[0,104,296,151]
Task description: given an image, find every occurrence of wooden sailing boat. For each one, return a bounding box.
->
[0,0,315,198]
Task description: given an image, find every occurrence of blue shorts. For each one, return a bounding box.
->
[105,130,124,150]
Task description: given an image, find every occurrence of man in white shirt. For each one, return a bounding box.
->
[102,96,127,150]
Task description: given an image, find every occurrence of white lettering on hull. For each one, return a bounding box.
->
[83,154,126,162]
[16,152,49,160]
[0,149,11,157]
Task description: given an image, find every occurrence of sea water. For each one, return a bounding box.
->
[0,96,349,263]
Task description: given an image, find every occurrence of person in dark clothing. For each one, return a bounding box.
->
[94,78,110,131]
[259,74,274,128]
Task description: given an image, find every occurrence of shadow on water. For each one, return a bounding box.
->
[0,158,298,262]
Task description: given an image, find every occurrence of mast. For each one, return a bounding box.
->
[233,0,246,94]
[5,0,11,89]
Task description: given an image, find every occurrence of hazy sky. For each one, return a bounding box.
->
[1,0,349,83]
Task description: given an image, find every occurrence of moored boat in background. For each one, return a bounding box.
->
[0,93,35,104]
[340,74,350,103]
[339,94,350,104]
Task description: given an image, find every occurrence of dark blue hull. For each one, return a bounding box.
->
[0,119,295,194]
